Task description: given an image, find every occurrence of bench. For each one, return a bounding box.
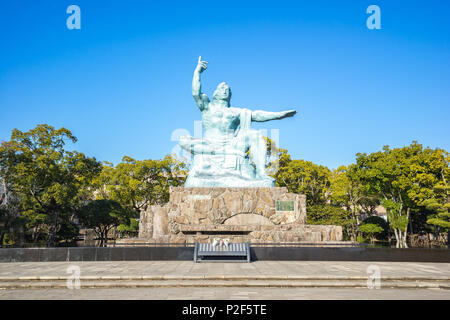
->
[194,242,251,263]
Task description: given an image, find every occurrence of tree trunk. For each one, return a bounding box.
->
[19,227,25,247]
[393,229,408,248]
[47,209,58,247]
[386,212,392,246]
[403,208,410,248]
[99,229,104,247]
[47,198,59,247]
[397,230,409,248]
[401,231,408,248]
[32,229,38,244]
[394,229,400,248]
[104,229,108,247]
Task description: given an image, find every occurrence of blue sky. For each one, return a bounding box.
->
[0,0,449,169]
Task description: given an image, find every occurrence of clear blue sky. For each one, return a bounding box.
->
[1,0,449,169]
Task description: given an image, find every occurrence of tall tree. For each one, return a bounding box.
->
[409,148,449,243]
[329,164,379,240]
[93,154,186,233]
[356,142,431,248]
[0,124,101,247]
[0,178,25,245]
[77,199,128,247]
[275,154,331,206]
[307,204,353,237]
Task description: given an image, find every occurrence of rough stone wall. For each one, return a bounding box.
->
[167,187,306,231]
[139,187,343,243]
[138,209,153,239]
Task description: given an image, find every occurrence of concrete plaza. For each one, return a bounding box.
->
[0,261,449,299]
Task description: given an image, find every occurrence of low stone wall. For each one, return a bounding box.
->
[1,247,449,263]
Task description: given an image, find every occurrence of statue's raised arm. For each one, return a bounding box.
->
[251,109,296,122]
[181,56,298,187]
[192,56,210,111]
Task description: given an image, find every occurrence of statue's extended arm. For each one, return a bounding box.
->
[251,109,296,122]
[192,56,210,111]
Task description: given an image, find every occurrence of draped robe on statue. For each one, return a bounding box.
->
[179,108,275,187]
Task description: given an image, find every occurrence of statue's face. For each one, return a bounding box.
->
[213,82,231,102]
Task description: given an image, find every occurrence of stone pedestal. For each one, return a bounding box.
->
[138,187,342,243]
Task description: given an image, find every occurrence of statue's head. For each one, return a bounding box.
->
[213,82,232,103]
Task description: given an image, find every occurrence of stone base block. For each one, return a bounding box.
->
[139,187,343,243]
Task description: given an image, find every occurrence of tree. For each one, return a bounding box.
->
[361,216,389,241]
[0,124,101,247]
[274,153,331,206]
[412,148,450,243]
[0,178,25,245]
[55,220,79,245]
[329,164,376,240]
[356,142,437,248]
[337,164,381,240]
[307,204,353,239]
[93,154,186,234]
[77,199,128,247]
[359,223,384,243]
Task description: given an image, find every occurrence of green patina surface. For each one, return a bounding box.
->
[276,200,295,211]
[179,56,296,187]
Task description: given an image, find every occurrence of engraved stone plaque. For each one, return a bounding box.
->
[276,200,295,212]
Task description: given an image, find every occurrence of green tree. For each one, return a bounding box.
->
[359,223,384,243]
[77,199,128,247]
[361,216,389,241]
[275,154,331,206]
[307,204,353,239]
[93,154,186,234]
[356,142,438,248]
[0,178,25,245]
[329,164,378,240]
[413,148,450,243]
[0,124,101,247]
[55,220,79,246]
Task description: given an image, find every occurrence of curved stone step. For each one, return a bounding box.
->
[1,275,449,281]
[1,279,449,289]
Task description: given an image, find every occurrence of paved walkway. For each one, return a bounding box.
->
[0,261,449,279]
[0,261,449,299]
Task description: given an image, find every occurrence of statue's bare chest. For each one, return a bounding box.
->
[202,105,240,129]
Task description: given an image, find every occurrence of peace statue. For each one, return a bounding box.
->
[179,56,297,187]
